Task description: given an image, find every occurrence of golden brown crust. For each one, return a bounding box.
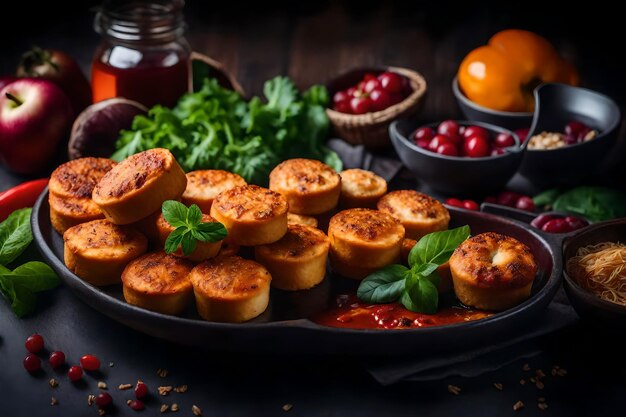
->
[190,256,271,301]
[210,185,288,246]
[181,170,247,213]
[49,157,116,199]
[63,219,148,286]
[92,149,187,225]
[377,190,450,240]
[121,251,194,315]
[287,212,319,228]
[339,169,387,209]
[156,213,223,262]
[49,194,104,234]
[255,225,329,290]
[449,232,537,289]
[269,158,341,215]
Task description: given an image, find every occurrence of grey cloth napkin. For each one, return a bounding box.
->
[328,138,579,385]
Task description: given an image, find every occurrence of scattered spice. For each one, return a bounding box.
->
[538,402,549,410]
[530,377,537,384]
[160,404,169,413]
[536,381,545,390]
[88,394,96,406]
[157,368,169,378]
[119,383,133,390]
[192,405,202,416]
[98,381,107,389]
[282,404,294,412]
[538,397,546,403]
[49,378,58,388]
[159,386,173,396]
[493,382,503,391]
[520,379,526,385]
[447,385,461,395]
[557,368,568,377]
[98,409,106,416]
[50,397,58,406]
[522,363,530,371]
[109,362,114,367]
[174,385,188,393]
[536,369,546,378]
[513,400,525,411]
[127,400,132,405]
[171,403,179,412]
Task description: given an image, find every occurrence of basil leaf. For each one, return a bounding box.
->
[0,208,33,265]
[533,188,561,207]
[413,262,439,277]
[186,204,203,226]
[195,222,228,242]
[553,187,626,222]
[164,226,186,254]
[11,283,37,318]
[401,277,438,314]
[180,231,197,256]
[357,265,409,303]
[409,225,471,267]
[7,262,59,292]
[424,270,441,287]
[162,200,188,228]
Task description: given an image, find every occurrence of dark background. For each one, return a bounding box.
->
[2,1,626,416]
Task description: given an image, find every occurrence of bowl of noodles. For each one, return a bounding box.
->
[564,218,626,329]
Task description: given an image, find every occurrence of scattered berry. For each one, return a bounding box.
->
[49,351,66,369]
[135,381,148,399]
[129,399,145,411]
[25,334,44,353]
[68,365,83,382]
[462,200,479,211]
[80,354,100,371]
[24,354,41,373]
[95,392,112,408]
[445,198,464,208]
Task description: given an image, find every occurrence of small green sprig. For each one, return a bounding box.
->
[161,200,227,256]
[357,225,471,314]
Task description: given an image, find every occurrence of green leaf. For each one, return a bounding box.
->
[409,225,471,267]
[413,262,439,277]
[162,200,188,228]
[164,226,187,254]
[0,208,33,265]
[401,277,439,314]
[357,265,409,303]
[180,231,197,256]
[7,262,59,292]
[11,283,37,317]
[533,188,561,207]
[194,222,228,242]
[553,187,626,222]
[186,204,203,226]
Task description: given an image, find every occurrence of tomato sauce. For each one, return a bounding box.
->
[312,294,492,329]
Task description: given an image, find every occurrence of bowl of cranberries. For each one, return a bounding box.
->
[519,83,621,188]
[390,119,523,194]
[326,67,427,148]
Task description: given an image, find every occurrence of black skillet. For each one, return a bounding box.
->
[32,189,564,355]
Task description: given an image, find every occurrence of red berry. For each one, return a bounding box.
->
[357,81,366,92]
[25,334,44,353]
[542,218,571,233]
[346,87,357,97]
[515,196,535,212]
[437,120,462,144]
[494,132,515,148]
[23,354,41,373]
[484,196,498,204]
[491,148,506,156]
[370,89,392,111]
[428,135,451,152]
[129,400,145,411]
[515,128,530,142]
[436,143,459,156]
[363,78,380,94]
[564,216,588,230]
[96,392,112,408]
[334,100,351,113]
[496,191,520,207]
[464,136,490,158]
[68,365,83,382]
[445,198,464,208]
[80,354,100,371]
[349,97,372,114]
[378,72,405,93]
[333,90,349,104]
[531,214,555,229]
[463,125,489,140]
[363,73,377,82]
[388,92,405,106]
[49,351,66,369]
[414,127,435,144]
[462,200,480,211]
[416,139,430,149]
[565,121,587,137]
[135,381,148,399]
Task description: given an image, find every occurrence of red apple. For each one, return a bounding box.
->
[0,76,17,91]
[0,78,72,174]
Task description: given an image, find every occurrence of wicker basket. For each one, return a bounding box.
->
[326,66,427,148]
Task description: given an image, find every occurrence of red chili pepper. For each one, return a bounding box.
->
[0,178,49,221]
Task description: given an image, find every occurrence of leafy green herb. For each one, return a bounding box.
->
[0,209,60,317]
[357,225,471,314]
[533,186,626,222]
[162,200,227,256]
[113,77,342,185]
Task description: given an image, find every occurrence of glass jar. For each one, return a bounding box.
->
[91,0,191,108]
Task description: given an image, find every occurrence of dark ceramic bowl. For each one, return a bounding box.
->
[519,83,621,188]
[452,76,533,131]
[32,188,562,354]
[563,218,626,331]
[390,119,523,195]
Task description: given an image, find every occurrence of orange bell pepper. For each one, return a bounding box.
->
[458,29,579,113]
